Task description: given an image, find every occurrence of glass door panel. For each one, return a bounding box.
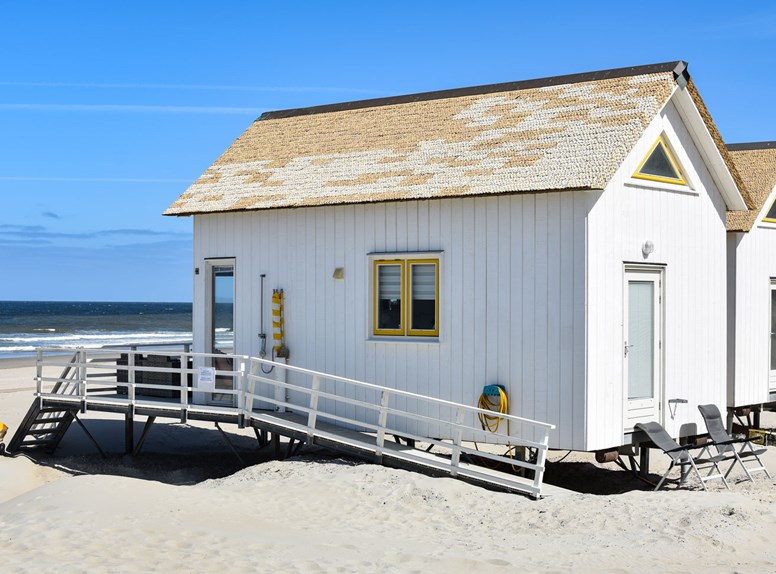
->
[628,281,655,400]
[770,283,776,390]
[623,268,662,431]
[208,261,235,405]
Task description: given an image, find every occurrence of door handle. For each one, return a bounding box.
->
[624,342,634,358]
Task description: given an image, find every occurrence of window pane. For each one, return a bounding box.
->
[639,142,681,180]
[377,264,402,330]
[628,281,654,400]
[411,263,436,331]
[766,199,776,221]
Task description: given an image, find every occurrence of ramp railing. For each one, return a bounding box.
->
[33,347,555,498]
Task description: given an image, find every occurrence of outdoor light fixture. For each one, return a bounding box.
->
[642,240,654,258]
[333,267,345,280]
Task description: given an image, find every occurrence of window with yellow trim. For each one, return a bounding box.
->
[373,257,439,337]
[633,135,687,186]
[763,198,776,223]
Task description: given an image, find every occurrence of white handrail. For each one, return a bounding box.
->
[34,346,555,498]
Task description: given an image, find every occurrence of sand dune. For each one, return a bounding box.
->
[1,360,775,573]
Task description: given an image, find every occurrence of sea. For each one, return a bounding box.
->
[0,301,193,359]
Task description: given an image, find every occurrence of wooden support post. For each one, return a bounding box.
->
[375,390,390,464]
[133,416,157,456]
[273,432,281,460]
[639,446,650,478]
[124,412,134,455]
[450,407,466,477]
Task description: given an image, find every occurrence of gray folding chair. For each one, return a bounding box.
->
[635,421,730,491]
[698,404,772,482]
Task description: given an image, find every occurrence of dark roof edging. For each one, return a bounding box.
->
[259,61,688,121]
[727,141,776,151]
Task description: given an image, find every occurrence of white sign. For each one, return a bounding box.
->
[197,367,216,391]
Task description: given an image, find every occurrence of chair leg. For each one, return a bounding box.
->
[689,457,729,491]
[688,458,708,492]
[655,461,675,491]
[731,451,754,481]
[739,442,772,480]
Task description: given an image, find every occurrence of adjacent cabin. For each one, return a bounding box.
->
[726,142,776,412]
[166,61,753,451]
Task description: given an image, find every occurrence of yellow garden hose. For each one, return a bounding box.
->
[476,386,525,475]
[477,386,509,432]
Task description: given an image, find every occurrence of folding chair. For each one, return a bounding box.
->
[698,404,772,482]
[635,421,730,491]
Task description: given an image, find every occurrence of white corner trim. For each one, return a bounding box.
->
[669,87,747,211]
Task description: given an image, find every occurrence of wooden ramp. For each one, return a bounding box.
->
[23,348,562,499]
[250,411,571,497]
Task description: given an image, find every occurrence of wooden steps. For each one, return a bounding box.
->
[6,400,79,454]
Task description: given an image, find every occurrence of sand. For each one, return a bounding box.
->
[1,358,775,573]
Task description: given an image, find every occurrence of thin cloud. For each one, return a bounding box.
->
[0,238,52,246]
[0,224,46,232]
[41,211,61,219]
[0,176,191,183]
[0,103,266,114]
[0,226,190,240]
[0,80,388,95]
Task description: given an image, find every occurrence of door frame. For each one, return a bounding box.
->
[623,264,665,432]
[204,257,236,406]
[769,279,776,392]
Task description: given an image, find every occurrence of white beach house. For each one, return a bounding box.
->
[726,143,776,417]
[165,61,754,452]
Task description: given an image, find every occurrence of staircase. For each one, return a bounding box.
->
[6,401,79,453]
[6,352,82,454]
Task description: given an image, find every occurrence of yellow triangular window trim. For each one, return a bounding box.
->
[763,196,776,223]
[632,135,687,186]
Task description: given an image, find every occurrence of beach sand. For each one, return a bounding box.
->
[1,358,775,573]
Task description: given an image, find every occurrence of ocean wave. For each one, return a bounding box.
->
[0,331,193,354]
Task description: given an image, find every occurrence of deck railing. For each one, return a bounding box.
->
[34,347,555,497]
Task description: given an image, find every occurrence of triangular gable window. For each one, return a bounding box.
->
[763,198,776,223]
[633,136,687,186]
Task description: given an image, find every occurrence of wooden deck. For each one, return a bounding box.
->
[11,348,564,499]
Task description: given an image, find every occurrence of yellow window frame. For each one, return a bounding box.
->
[407,259,439,337]
[373,259,405,336]
[632,135,688,186]
[763,197,776,224]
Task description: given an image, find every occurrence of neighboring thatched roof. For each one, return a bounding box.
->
[165,61,738,216]
[726,142,776,232]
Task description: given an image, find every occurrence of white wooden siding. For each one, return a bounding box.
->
[586,99,729,449]
[729,217,776,406]
[191,94,732,452]
[193,192,592,450]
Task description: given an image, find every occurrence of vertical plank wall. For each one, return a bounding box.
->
[193,191,592,450]
[586,100,729,449]
[730,218,776,406]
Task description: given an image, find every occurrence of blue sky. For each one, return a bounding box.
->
[1,1,774,302]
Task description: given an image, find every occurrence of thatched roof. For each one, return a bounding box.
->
[165,61,744,216]
[726,142,776,232]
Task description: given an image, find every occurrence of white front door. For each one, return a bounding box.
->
[769,280,776,392]
[623,267,663,431]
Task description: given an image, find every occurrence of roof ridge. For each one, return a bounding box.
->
[259,61,687,121]
[727,141,776,151]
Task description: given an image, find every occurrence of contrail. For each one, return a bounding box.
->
[0,103,266,114]
[0,176,192,183]
[0,81,388,95]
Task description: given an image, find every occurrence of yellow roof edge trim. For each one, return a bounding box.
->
[632,135,688,186]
